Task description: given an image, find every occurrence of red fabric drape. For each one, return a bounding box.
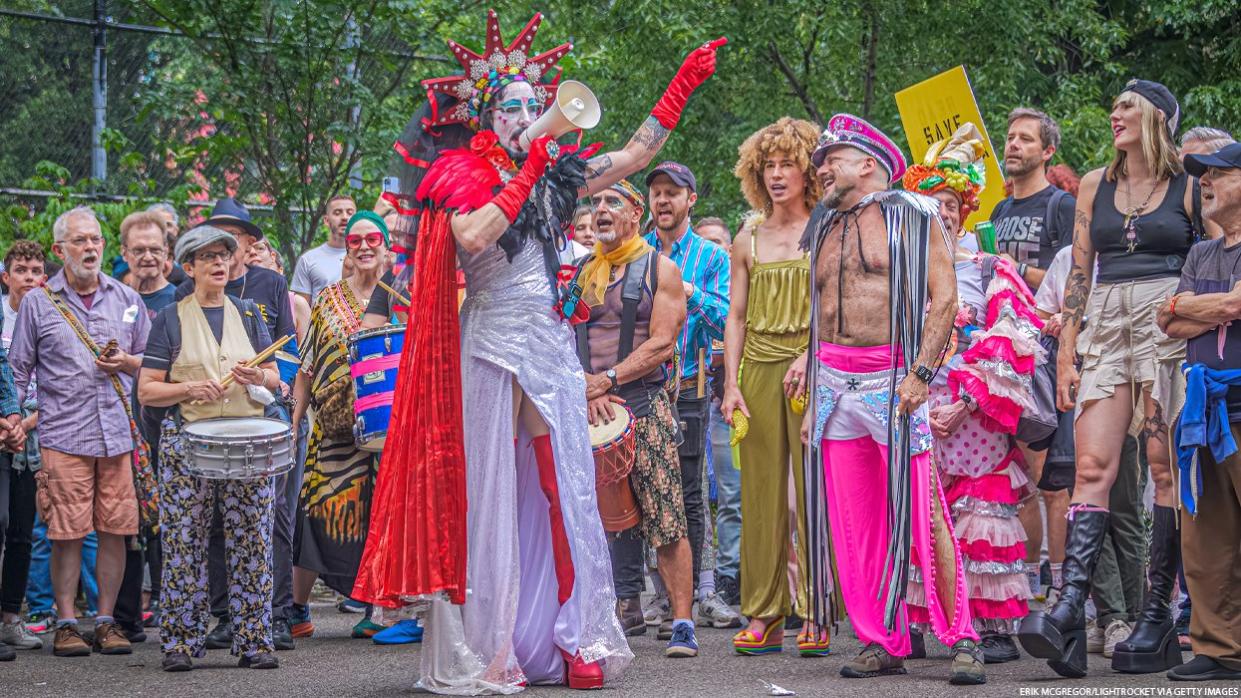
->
[352,207,467,607]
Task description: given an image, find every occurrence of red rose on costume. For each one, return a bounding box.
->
[470,130,499,155]
[469,130,517,173]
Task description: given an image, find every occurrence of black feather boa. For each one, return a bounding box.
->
[497,151,589,262]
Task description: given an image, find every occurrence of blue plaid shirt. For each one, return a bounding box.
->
[0,311,19,418]
[645,224,730,382]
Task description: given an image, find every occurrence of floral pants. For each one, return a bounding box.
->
[158,419,275,658]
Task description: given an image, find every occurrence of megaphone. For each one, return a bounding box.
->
[519,80,602,148]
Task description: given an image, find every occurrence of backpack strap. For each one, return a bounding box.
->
[1192,178,1205,242]
[1043,188,1068,249]
[980,253,998,290]
[572,253,594,373]
[618,251,654,362]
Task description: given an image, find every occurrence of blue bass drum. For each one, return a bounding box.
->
[346,324,406,452]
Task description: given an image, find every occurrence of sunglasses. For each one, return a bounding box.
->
[346,232,385,249]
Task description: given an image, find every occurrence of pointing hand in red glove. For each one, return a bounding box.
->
[650,37,729,130]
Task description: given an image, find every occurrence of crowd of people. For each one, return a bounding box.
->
[1,8,1240,693]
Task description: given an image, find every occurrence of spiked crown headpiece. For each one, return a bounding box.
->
[420,10,572,131]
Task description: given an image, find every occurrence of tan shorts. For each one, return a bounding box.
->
[1077,277,1186,426]
[36,449,138,540]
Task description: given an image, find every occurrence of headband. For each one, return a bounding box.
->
[609,179,647,211]
[346,210,390,246]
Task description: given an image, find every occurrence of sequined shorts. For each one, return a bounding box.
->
[811,361,933,454]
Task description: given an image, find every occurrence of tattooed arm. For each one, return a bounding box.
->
[581,117,671,196]
[1055,169,1103,411]
[582,39,725,196]
[895,216,959,417]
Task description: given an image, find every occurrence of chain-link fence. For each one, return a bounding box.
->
[0,1,252,201]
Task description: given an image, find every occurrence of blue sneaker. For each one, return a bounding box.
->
[372,619,423,645]
[665,621,698,658]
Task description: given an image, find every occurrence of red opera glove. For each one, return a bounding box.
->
[492,134,557,222]
[649,37,728,130]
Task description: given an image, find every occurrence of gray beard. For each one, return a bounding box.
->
[596,230,618,244]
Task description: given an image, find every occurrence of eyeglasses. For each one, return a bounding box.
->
[194,249,234,263]
[126,246,167,258]
[346,232,385,249]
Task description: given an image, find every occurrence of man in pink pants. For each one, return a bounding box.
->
[797,114,985,685]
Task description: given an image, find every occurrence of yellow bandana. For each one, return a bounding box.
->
[578,234,652,307]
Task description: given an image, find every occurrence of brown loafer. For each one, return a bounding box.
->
[92,622,133,655]
[52,624,91,657]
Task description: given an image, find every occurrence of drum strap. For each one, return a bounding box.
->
[572,250,660,370]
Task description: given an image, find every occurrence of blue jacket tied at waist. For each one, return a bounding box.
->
[1175,362,1241,515]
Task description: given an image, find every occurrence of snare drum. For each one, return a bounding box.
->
[588,405,641,532]
[347,325,406,452]
[182,418,294,480]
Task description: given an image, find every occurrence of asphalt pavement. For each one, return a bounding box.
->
[5,598,1212,698]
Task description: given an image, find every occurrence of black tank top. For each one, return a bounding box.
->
[1091,172,1194,283]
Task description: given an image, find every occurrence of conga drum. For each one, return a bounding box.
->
[589,405,641,532]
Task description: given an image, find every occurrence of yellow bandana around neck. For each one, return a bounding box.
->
[578,234,652,307]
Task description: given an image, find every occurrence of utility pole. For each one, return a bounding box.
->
[345,17,362,190]
[91,0,108,185]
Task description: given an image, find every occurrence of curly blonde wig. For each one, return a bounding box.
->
[734,117,823,215]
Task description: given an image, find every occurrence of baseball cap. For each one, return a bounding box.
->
[645,161,697,191]
[1184,142,1241,177]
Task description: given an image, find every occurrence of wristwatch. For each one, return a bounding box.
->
[606,369,619,391]
[912,365,934,384]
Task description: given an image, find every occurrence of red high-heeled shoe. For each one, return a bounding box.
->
[561,649,604,690]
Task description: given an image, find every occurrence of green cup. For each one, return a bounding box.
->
[974,221,998,254]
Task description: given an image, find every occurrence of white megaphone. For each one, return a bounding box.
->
[519,80,602,148]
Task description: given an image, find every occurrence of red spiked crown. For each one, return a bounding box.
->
[421,10,572,131]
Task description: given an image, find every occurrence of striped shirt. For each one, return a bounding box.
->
[645,224,730,381]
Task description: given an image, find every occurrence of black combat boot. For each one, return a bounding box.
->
[1017,506,1110,678]
[1112,506,1183,673]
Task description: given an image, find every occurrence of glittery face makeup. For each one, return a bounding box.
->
[490,81,542,154]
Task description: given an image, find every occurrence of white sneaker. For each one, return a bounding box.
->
[0,620,44,650]
[1102,620,1132,659]
[694,593,741,629]
[1085,619,1105,654]
[643,594,669,627]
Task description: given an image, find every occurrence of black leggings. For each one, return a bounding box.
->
[0,466,37,615]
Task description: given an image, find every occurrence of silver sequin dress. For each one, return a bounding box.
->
[417,236,632,695]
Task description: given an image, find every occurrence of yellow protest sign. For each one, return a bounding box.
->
[895,65,1004,230]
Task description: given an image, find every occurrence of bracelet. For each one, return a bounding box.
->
[1169,295,1179,317]
[1018,263,1029,278]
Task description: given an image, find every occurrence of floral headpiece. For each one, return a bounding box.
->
[420,10,572,131]
[901,122,987,217]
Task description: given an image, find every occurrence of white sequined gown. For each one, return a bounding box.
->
[417,237,632,694]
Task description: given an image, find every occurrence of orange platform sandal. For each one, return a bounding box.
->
[733,616,784,655]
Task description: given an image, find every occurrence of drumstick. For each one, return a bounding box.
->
[218,334,295,389]
[377,279,411,308]
[696,347,706,399]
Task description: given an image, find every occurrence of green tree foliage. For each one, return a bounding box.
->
[1,0,1238,256]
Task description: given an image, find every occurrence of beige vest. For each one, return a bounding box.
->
[171,296,264,423]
